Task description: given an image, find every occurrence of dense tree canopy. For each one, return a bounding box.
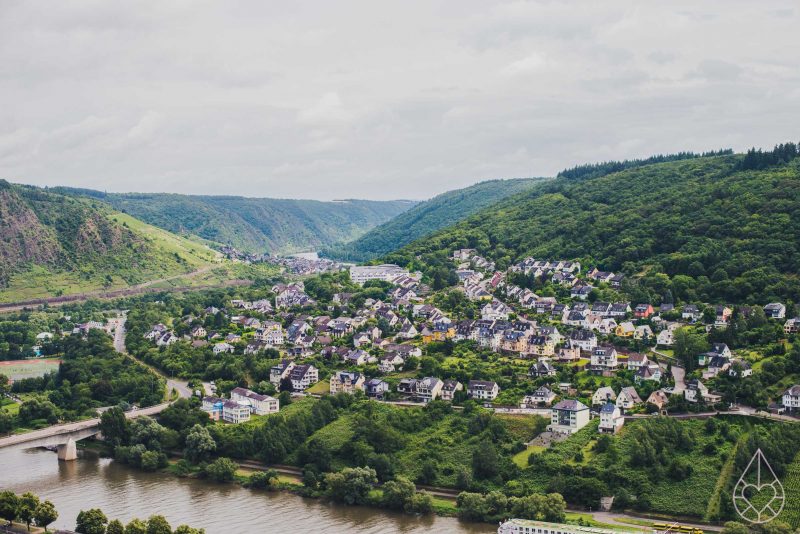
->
[387,148,800,304]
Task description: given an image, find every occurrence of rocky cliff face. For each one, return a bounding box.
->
[0,181,145,286]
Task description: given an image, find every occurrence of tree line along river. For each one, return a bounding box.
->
[0,447,494,533]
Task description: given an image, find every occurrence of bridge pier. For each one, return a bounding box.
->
[57,438,77,461]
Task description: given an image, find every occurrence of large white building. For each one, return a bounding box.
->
[349,264,409,285]
[230,387,279,415]
[202,387,279,424]
[201,396,254,424]
[784,385,800,413]
[590,345,618,369]
[468,380,500,401]
[598,403,624,433]
[329,371,365,395]
[549,399,590,434]
[289,364,319,391]
[498,520,643,534]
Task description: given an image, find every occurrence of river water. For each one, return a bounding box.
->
[0,447,494,533]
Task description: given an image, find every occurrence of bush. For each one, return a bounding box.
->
[172,459,193,477]
[406,492,433,514]
[324,467,378,505]
[205,457,237,482]
[140,451,167,472]
[382,476,415,510]
[246,470,277,490]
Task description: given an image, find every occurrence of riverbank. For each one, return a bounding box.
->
[89,442,469,519]
[76,441,700,532]
[1,446,493,533]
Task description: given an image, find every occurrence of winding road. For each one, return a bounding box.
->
[110,315,192,399]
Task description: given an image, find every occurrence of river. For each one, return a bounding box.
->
[0,447,494,533]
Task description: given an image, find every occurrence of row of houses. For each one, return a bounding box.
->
[545,382,714,437]
[273,282,315,309]
[349,264,415,286]
[327,371,500,404]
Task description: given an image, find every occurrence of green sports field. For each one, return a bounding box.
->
[0,359,61,380]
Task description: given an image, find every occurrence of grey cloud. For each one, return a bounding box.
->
[691,59,744,82]
[0,1,798,200]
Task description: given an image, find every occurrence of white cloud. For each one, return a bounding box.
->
[126,111,163,143]
[298,93,353,125]
[0,1,798,200]
[501,52,547,76]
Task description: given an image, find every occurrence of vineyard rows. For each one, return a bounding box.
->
[778,451,800,527]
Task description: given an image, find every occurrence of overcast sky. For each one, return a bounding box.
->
[1,1,798,200]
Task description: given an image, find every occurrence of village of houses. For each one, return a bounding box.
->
[140,250,800,438]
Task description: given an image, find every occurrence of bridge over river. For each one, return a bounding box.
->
[0,313,191,460]
[0,401,173,459]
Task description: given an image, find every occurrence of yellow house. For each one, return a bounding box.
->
[421,325,454,343]
[501,334,528,353]
[526,336,556,357]
[615,322,635,338]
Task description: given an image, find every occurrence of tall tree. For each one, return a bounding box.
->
[124,518,148,534]
[75,508,108,534]
[17,492,39,532]
[100,406,129,447]
[33,500,58,533]
[106,519,125,534]
[0,491,19,526]
[145,515,172,534]
[185,424,216,464]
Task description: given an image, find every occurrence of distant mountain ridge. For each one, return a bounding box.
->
[320,178,547,262]
[54,188,416,254]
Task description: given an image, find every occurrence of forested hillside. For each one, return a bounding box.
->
[321,178,545,261]
[386,145,800,304]
[58,189,416,254]
[0,181,217,301]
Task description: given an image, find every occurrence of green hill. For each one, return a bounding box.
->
[0,181,219,302]
[56,189,416,254]
[321,178,546,261]
[386,145,800,304]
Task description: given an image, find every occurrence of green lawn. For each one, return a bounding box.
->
[307,380,330,395]
[1,398,20,416]
[567,437,599,466]
[512,445,546,468]
[564,512,620,529]
[612,517,655,528]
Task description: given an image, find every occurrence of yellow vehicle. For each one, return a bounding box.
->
[652,523,704,534]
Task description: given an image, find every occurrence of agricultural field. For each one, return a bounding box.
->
[778,451,800,527]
